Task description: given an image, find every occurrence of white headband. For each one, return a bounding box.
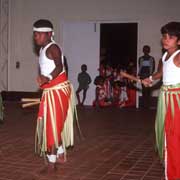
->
[33,27,53,32]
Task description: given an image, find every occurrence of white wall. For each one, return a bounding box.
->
[8,0,180,97]
[62,22,100,105]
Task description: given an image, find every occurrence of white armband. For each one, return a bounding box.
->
[149,75,153,82]
[46,74,53,81]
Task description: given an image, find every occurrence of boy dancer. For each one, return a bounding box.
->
[33,19,76,173]
[143,22,180,180]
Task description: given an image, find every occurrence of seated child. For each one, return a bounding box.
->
[112,81,121,107]
[93,76,112,107]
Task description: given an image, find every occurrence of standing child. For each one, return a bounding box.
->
[138,45,155,108]
[143,22,180,179]
[76,64,91,106]
[33,19,76,173]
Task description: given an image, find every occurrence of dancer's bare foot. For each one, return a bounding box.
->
[39,162,57,175]
[56,154,66,164]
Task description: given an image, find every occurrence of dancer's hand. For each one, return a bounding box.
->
[36,75,49,86]
[142,78,152,87]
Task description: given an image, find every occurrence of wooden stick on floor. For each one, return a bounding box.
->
[21,98,40,102]
[21,98,40,108]
[22,101,40,108]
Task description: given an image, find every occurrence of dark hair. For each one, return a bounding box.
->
[33,19,53,29]
[94,76,104,85]
[161,22,180,40]
[143,45,150,52]
[81,64,87,70]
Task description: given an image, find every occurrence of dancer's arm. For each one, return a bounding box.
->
[120,71,141,83]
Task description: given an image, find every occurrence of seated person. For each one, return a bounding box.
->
[93,76,112,107]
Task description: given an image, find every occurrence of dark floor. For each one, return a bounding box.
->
[0,102,165,180]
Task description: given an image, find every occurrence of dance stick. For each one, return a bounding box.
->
[21,96,85,141]
[21,98,40,102]
[22,101,40,108]
[21,98,40,108]
[120,71,141,83]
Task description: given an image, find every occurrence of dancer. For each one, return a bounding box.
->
[143,22,180,180]
[33,19,77,173]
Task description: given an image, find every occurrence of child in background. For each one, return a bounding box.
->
[138,45,155,108]
[125,61,137,107]
[76,64,91,106]
[112,81,121,107]
[93,76,111,107]
[98,62,106,77]
[119,70,128,107]
[104,64,113,101]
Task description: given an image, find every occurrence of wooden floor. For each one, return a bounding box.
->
[0,102,165,180]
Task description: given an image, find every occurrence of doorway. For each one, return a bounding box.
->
[100,23,138,68]
[99,23,138,108]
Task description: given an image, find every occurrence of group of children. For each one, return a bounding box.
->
[76,63,137,108]
[92,63,137,108]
